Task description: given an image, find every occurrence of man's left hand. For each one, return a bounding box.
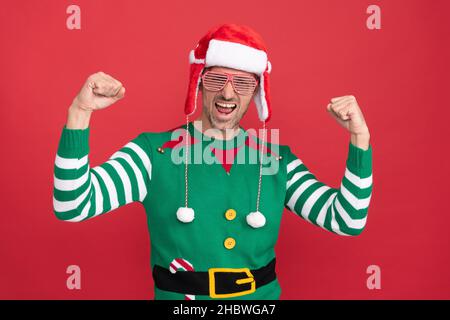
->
[326,95,370,150]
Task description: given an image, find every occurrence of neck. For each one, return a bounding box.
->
[194,115,240,141]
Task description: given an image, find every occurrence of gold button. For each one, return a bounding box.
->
[224,237,236,249]
[225,209,237,221]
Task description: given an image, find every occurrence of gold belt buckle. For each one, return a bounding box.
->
[208,267,256,299]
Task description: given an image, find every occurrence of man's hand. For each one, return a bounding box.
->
[326,95,370,150]
[67,71,126,129]
[73,71,126,112]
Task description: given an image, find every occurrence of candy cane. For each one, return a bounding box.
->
[169,258,195,300]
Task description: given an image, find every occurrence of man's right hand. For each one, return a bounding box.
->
[67,71,125,129]
[73,71,126,111]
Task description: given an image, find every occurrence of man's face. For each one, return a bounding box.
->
[200,66,258,130]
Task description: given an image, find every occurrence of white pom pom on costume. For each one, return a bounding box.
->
[246,211,266,228]
[176,207,195,223]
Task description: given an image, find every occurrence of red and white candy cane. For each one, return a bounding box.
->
[169,258,195,300]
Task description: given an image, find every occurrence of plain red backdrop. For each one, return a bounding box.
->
[1,0,449,299]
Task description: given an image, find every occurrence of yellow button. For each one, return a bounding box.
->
[224,237,236,249]
[225,209,237,221]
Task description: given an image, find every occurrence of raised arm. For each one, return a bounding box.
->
[284,142,372,236]
[52,72,152,222]
[284,95,373,236]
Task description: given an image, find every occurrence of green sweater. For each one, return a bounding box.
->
[53,121,373,300]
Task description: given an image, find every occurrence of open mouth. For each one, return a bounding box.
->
[215,102,237,115]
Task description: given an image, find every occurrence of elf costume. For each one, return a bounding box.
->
[53,24,373,300]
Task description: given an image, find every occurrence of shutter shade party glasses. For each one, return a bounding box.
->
[201,71,258,96]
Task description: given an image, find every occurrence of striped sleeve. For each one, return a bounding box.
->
[52,125,152,222]
[284,142,373,236]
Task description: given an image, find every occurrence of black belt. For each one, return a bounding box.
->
[153,258,276,298]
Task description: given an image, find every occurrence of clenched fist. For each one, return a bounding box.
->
[66,71,125,129]
[326,95,371,150]
[72,71,126,111]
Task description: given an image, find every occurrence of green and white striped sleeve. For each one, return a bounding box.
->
[52,125,152,222]
[284,142,373,236]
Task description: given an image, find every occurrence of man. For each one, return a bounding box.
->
[53,24,373,300]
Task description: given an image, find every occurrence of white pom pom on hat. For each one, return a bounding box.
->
[246,211,266,228]
[176,207,195,223]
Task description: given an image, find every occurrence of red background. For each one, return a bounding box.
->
[1,0,449,299]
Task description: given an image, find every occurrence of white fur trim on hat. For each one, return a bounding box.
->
[205,39,268,75]
[253,72,269,121]
[189,50,205,64]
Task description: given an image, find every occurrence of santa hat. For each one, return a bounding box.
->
[177,24,272,229]
[184,23,272,122]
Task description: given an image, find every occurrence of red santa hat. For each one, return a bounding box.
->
[184,23,272,122]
